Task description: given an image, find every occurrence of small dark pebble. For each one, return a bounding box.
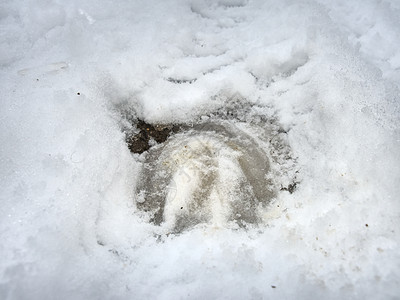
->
[181,207,183,209]
[278,128,288,134]
[365,224,369,227]
[77,92,81,95]
[271,285,276,289]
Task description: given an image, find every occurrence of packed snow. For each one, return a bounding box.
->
[1,0,399,299]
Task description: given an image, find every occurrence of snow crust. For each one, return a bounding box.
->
[1,0,399,299]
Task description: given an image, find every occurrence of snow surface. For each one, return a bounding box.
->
[1,0,400,299]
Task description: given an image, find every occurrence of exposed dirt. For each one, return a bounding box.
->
[126,119,180,154]
[280,182,297,194]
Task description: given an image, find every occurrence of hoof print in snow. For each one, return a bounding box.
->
[129,104,298,233]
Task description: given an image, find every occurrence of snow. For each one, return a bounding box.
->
[1,0,399,299]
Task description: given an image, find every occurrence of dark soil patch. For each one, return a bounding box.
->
[280,182,297,194]
[126,119,180,154]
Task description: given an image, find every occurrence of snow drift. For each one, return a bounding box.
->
[0,0,399,299]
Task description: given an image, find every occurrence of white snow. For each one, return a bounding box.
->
[1,0,399,299]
